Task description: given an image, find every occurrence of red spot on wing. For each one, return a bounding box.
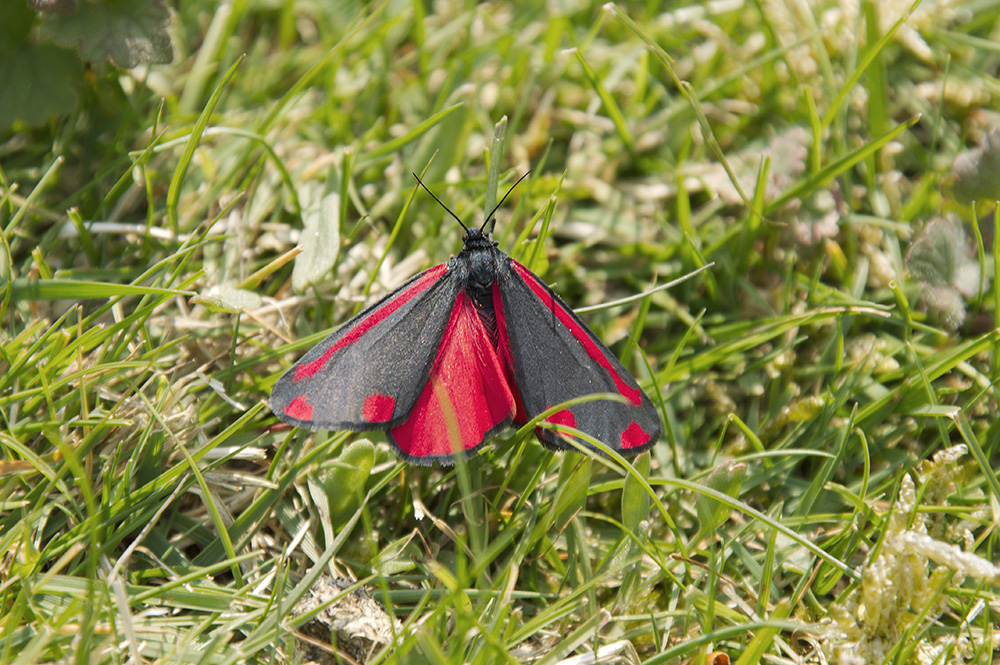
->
[547,408,576,429]
[391,291,516,458]
[540,408,577,442]
[293,265,447,382]
[362,393,395,422]
[621,421,651,449]
[284,395,314,421]
[511,261,642,406]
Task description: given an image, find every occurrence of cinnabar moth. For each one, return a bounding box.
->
[270,174,661,464]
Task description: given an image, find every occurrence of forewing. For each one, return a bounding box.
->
[388,291,516,464]
[270,264,458,431]
[495,259,661,455]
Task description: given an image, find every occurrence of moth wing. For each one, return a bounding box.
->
[269,265,457,431]
[387,290,516,464]
[495,259,661,455]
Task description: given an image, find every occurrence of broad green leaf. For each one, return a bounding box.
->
[191,285,263,313]
[696,460,747,535]
[0,43,82,130]
[38,0,172,68]
[292,182,341,292]
[324,439,375,528]
[953,129,1000,203]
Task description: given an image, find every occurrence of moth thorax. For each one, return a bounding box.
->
[466,251,498,291]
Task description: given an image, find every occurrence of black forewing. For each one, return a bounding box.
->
[270,263,461,431]
[496,258,661,456]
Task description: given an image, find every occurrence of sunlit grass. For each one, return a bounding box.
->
[2,1,999,663]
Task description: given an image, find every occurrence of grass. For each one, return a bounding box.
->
[2,0,1000,663]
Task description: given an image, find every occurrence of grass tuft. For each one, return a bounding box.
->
[2,1,1000,663]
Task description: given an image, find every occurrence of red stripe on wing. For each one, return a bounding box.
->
[510,261,642,406]
[293,265,447,382]
[391,291,516,458]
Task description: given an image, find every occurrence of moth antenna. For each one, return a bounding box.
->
[412,172,468,232]
[482,170,533,232]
